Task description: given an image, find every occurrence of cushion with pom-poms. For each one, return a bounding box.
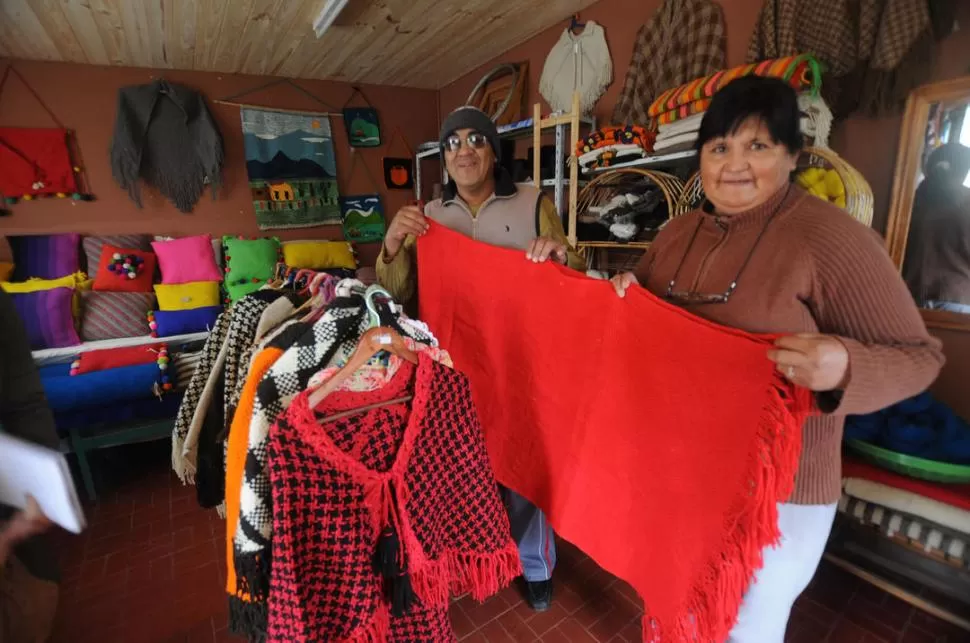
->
[92,244,156,293]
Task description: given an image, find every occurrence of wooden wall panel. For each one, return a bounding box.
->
[4,0,600,89]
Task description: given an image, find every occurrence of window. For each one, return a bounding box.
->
[960,105,970,188]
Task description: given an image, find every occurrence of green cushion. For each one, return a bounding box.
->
[222,236,280,301]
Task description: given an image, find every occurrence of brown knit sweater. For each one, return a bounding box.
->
[634,185,944,504]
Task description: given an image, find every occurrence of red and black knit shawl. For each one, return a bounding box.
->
[266,355,520,642]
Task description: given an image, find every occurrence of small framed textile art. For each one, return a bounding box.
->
[339,195,386,243]
[343,108,381,148]
[382,158,414,191]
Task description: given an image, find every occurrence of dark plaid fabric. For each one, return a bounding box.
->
[612,0,726,126]
[266,356,511,641]
[747,0,951,116]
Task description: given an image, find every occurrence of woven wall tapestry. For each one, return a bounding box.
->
[241,108,341,230]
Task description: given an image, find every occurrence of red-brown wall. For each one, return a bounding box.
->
[439,0,970,235]
[0,60,440,265]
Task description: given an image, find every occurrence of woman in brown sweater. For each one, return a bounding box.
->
[611,76,944,642]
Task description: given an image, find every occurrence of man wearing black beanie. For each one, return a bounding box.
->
[376,105,582,611]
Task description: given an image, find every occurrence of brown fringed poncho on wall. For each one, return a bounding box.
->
[612,0,726,126]
[747,0,957,117]
[109,79,224,213]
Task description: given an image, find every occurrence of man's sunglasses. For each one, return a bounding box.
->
[442,132,489,153]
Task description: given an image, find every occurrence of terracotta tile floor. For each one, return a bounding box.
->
[48,441,969,642]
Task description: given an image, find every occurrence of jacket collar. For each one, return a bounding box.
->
[442,166,517,204]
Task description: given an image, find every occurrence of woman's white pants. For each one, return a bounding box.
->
[726,502,838,643]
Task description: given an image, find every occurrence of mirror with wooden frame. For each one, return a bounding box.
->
[886,75,970,332]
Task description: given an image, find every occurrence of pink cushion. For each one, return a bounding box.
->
[151,235,223,285]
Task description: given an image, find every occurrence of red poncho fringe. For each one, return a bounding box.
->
[417,223,813,642]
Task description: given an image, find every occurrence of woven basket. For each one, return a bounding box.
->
[577,168,686,223]
[575,168,685,272]
[676,171,705,216]
[801,146,874,227]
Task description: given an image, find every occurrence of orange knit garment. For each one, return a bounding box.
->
[225,347,283,602]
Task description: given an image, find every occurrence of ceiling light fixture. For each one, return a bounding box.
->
[313,0,351,38]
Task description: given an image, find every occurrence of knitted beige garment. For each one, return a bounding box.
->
[539,21,612,116]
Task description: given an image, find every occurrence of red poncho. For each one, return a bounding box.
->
[267,357,520,642]
[417,223,813,642]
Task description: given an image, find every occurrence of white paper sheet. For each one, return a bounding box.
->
[0,432,86,534]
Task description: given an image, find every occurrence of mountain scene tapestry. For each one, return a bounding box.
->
[241,108,341,230]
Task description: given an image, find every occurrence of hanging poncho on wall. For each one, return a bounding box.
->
[0,66,93,215]
[539,20,612,115]
[109,79,224,213]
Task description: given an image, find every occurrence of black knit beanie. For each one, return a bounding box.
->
[439,106,501,162]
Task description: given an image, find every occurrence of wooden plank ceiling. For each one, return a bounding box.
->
[0,0,600,89]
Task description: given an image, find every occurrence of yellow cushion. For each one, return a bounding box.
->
[1,271,88,293]
[0,262,12,281]
[154,281,221,311]
[282,241,357,271]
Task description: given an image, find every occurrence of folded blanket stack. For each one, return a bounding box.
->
[577,126,656,171]
[654,113,705,154]
[646,54,824,153]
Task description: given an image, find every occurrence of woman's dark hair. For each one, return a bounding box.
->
[695,76,803,155]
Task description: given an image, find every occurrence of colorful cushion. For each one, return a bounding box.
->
[11,288,81,350]
[281,240,357,270]
[92,245,157,293]
[0,262,13,281]
[79,291,155,341]
[222,236,280,300]
[149,307,221,337]
[225,280,265,302]
[154,282,221,311]
[82,235,152,278]
[71,343,166,375]
[40,362,163,414]
[9,233,80,280]
[1,271,88,293]
[155,235,224,269]
[151,235,223,285]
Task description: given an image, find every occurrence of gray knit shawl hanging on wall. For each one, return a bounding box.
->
[110,80,224,213]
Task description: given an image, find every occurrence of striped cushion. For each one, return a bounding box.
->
[10,234,80,280]
[173,349,204,390]
[80,291,155,341]
[11,288,81,350]
[82,235,152,278]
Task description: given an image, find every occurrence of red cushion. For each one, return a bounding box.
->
[92,244,157,293]
[70,343,166,375]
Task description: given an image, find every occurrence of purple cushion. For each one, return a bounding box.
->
[9,233,81,280]
[11,287,81,350]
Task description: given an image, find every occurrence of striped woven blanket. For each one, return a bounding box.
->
[648,54,823,125]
